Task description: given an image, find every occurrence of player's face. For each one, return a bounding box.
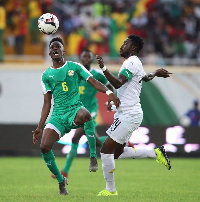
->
[119,38,133,58]
[49,41,65,59]
[80,52,93,67]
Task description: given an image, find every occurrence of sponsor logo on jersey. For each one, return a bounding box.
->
[68,70,74,76]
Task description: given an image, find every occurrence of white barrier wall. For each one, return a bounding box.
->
[0,70,44,123]
[0,66,200,124]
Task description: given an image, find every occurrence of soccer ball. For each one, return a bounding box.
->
[180,116,191,127]
[38,13,59,35]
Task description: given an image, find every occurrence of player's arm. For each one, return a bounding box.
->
[142,68,172,82]
[96,55,128,89]
[87,76,120,108]
[32,92,52,144]
[106,83,115,93]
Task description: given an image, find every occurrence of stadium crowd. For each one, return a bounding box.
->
[1,0,200,65]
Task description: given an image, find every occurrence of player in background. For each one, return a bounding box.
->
[32,37,120,195]
[51,49,114,179]
[96,35,172,196]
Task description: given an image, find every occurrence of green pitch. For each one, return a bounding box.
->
[0,157,199,202]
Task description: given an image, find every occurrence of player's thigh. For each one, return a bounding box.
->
[101,136,120,154]
[74,107,91,125]
[40,128,60,153]
[72,127,85,144]
[107,112,143,144]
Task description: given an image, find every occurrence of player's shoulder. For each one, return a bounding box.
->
[68,61,83,68]
[91,68,104,75]
[41,67,51,78]
[127,56,141,64]
[123,56,143,70]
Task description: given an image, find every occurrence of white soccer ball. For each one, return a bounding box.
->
[180,116,191,127]
[38,13,59,35]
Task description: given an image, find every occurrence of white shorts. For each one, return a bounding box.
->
[106,107,143,145]
[44,123,62,138]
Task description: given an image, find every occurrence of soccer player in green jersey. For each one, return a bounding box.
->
[32,37,120,195]
[51,49,114,179]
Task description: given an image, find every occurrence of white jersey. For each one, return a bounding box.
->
[117,56,146,111]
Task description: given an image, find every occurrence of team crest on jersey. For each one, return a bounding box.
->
[68,70,74,76]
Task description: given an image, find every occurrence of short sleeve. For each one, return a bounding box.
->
[122,59,138,76]
[122,57,146,78]
[41,72,51,94]
[74,62,93,81]
[97,71,109,85]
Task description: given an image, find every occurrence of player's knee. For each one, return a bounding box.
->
[100,143,108,153]
[82,111,92,123]
[40,143,51,154]
[72,135,81,144]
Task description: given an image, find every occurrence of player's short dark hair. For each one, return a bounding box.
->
[49,37,64,47]
[81,49,92,53]
[81,49,93,57]
[128,35,144,53]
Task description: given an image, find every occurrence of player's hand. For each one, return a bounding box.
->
[105,101,112,111]
[96,55,105,69]
[108,93,120,109]
[32,128,42,144]
[155,68,172,78]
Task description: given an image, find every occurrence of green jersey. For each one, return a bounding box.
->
[79,68,108,114]
[41,61,92,113]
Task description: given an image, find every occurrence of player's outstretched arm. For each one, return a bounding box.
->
[96,55,127,89]
[87,76,120,109]
[32,92,52,144]
[142,68,172,82]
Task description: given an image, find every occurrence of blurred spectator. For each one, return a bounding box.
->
[110,2,129,57]
[12,8,27,55]
[28,0,42,45]
[93,0,111,17]
[80,10,95,36]
[1,0,200,64]
[67,26,87,56]
[89,23,109,55]
[0,1,6,62]
[41,0,53,13]
[63,14,74,36]
[163,38,176,58]
[186,99,200,127]
[184,14,197,38]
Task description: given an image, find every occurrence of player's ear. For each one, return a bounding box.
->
[63,50,66,56]
[131,45,136,54]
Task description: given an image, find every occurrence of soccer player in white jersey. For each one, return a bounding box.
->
[96,35,172,196]
[32,37,120,195]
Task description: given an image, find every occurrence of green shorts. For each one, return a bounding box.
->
[47,105,84,137]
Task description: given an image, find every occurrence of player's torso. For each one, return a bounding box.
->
[45,62,82,108]
[117,56,145,109]
[79,68,104,112]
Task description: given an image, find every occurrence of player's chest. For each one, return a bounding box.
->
[49,72,80,91]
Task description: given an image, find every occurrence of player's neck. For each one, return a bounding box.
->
[52,59,65,69]
[84,65,91,71]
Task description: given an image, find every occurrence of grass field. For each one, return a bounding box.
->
[0,157,199,202]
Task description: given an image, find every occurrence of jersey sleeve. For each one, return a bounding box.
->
[97,71,109,85]
[121,57,146,78]
[41,72,51,94]
[122,58,138,76]
[119,68,133,81]
[74,62,93,81]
